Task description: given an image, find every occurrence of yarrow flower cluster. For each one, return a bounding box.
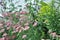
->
[0,10,37,40]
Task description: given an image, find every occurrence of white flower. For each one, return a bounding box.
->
[0,14,3,18]
[2,33,7,37]
[0,29,5,33]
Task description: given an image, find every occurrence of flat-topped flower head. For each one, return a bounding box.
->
[2,33,8,37]
[20,11,28,14]
[24,25,30,30]
[6,21,12,27]
[33,21,37,27]
[51,32,56,37]
[2,13,8,17]
[0,29,5,33]
[22,35,27,39]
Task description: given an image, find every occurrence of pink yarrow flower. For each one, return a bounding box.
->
[0,29,5,33]
[6,21,12,27]
[24,22,29,26]
[6,27,10,30]
[24,26,30,30]
[12,35,16,39]
[2,13,8,17]
[20,11,27,14]
[33,21,37,27]
[22,35,27,39]
[2,33,7,37]
[0,37,5,40]
[13,24,19,28]
[51,32,56,37]
[0,23,3,26]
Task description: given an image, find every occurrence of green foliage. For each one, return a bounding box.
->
[37,0,60,35]
[0,0,60,40]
